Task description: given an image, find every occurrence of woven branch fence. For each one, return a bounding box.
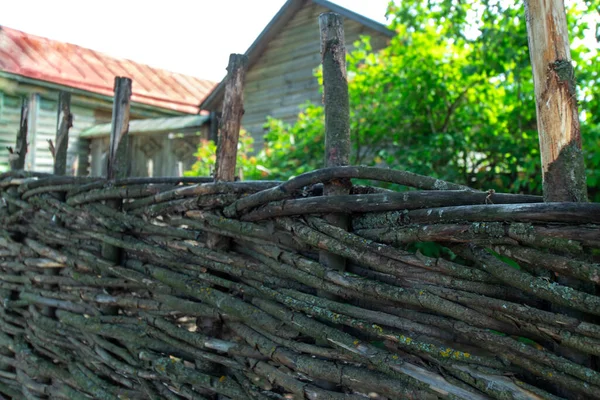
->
[1,167,600,399]
[1,6,599,400]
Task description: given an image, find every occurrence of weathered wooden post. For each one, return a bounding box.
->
[8,98,29,171]
[107,77,132,181]
[525,0,587,202]
[315,14,351,390]
[215,54,248,182]
[208,54,248,251]
[203,55,248,374]
[1,97,29,386]
[53,92,72,176]
[318,12,351,273]
[102,77,132,263]
[525,0,592,376]
[40,91,73,318]
[6,99,29,216]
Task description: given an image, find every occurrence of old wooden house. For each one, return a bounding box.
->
[1,1,393,178]
[0,25,215,175]
[200,0,394,149]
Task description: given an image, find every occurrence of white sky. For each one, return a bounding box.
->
[0,0,391,82]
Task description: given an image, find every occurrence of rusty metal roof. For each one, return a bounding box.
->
[0,25,216,114]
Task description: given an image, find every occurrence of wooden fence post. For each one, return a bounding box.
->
[318,12,351,271]
[107,77,132,181]
[524,0,587,202]
[9,98,29,171]
[6,99,29,216]
[39,91,74,318]
[525,0,593,378]
[53,92,72,176]
[315,14,351,390]
[208,55,247,252]
[102,77,132,264]
[215,54,248,182]
[203,55,248,373]
[1,97,29,383]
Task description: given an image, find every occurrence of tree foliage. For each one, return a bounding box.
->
[187,0,599,198]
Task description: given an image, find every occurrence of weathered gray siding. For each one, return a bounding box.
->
[236,2,390,148]
[26,95,98,174]
[1,83,187,174]
[0,92,22,172]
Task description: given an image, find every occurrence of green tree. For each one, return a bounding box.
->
[184,129,265,180]
[187,0,599,198]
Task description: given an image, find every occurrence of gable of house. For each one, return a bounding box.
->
[200,0,394,149]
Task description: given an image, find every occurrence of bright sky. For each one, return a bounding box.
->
[0,0,391,82]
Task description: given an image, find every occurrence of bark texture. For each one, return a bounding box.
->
[525,0,592,377]
[318,12,352,277]
[524,0,588,202]
[103,77,132,265]
[8,99,29,171]
[106,77,132,181]
[215,54,248,182]
[1,167,599,399]
[53,92,72,177]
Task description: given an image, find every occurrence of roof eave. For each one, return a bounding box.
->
[200,0,307,111]
[0,71,186,117]
[80,115,211,139]
[312,0,394,37]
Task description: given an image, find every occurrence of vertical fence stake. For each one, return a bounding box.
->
[525,0,587,202]
[40,91,73,318]
[205,55,247,375]
[6,99,29,216]
[525,0,593,377]
[215,54,248,182]
[318,12,351,271]
[107,77,132,181]
[53,92,72,176]
[102,77,132,264]
[1,97,29,384]
[316,14,351,390]
[209,54,247,250]
[9,98,29,171]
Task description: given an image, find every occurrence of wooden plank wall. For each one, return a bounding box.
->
[240,2,391,149]
[1,92,104,175]
[0,92,22,172]
[1,86,191,175]
[29,96,97,174]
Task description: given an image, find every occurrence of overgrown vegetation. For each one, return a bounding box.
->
[187,0,599,199]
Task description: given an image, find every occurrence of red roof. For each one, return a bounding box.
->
[0,26,216,114]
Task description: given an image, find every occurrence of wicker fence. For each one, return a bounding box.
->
[1,7,599,400]
[1,167,600,399]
